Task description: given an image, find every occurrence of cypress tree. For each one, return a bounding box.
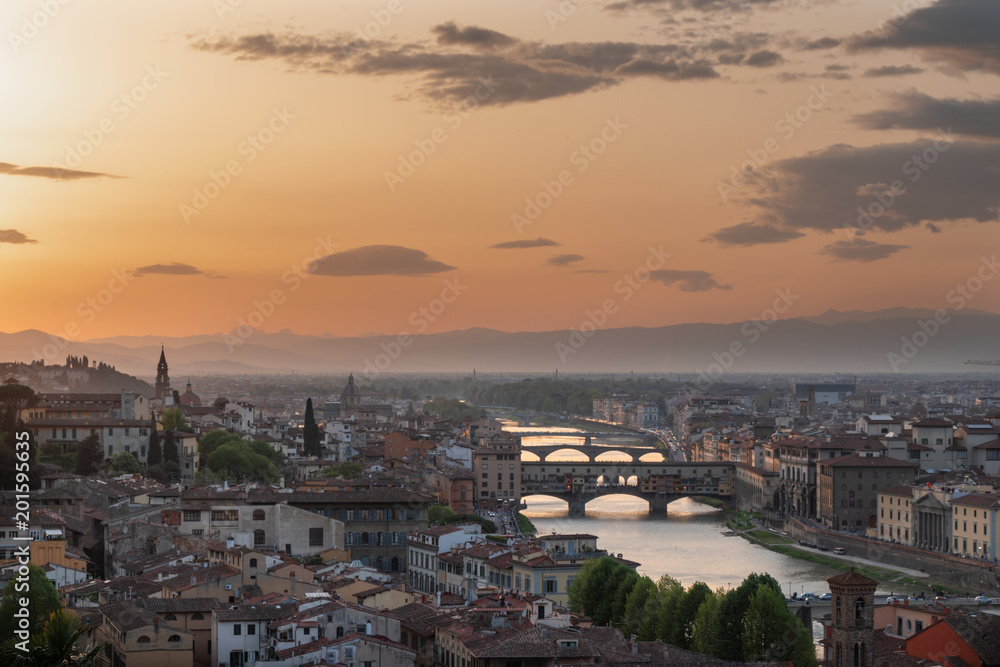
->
[147,418,162,466]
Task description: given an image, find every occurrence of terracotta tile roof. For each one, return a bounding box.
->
[135,597,220,614]
[912,418,954,427]
[828,570,879,588]
[950,494,1000,508]
[391,602,440,635]
[215,604,295,622]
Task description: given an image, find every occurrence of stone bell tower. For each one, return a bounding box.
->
[827,570,877,667]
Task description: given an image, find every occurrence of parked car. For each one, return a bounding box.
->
[886,595,905,603]
[818,546,830,552]
[818,593,832,600]
[833,547,846,555]
[801,592,818,600]
[975,595,992,605]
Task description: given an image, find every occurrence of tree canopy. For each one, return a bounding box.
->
[322,461,363,479]
[74,434,103,475]
[567,560,815,667]
[160,406,185,431]
[205,442,280,484]
[0,563,62,639]
[108,451,141,474]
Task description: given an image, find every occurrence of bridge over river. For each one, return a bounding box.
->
[521,451,734,517]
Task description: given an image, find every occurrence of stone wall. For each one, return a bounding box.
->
[784,517,1000,596]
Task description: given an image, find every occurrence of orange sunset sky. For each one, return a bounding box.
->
[2,0,999,339]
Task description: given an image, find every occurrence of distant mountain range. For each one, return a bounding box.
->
[1,309,997,376]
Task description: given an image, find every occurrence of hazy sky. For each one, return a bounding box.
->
[3,0,999,338]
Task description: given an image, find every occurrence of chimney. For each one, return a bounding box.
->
[365,621,372,636]
[191,575,197,586]
[437,591,441,607]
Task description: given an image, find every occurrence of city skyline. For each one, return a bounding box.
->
[3,0,1000,339]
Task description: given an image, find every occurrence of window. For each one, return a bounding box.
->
[211,510,238,522]
[183,510,201,522]
[233,625,242,635]
[253,509,265,520]
[191,613,204,620]
[249,558,258,567]
[254,529,265,546]
[167,635,182,643]
[164,614,177,621]
[137,636,151,643]
[247,624,255,636]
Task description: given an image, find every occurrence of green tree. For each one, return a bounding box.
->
[108,451,141,475]
[198,430,242,459]
[322,461,363,479]
[690,588,722,654]
[622,576,658,639]
[160,406,185,431]
[213,396,229,411]
[146,419,162,467]
[0,608,106,667]
[162,430,178,464]
[429,504,458,525]
[568,557,615,619]
[742,585,817,667]
[248,440,284,465]
[672,581,712,649]
[194,468,221,486]
[0,563,62,639]
[303,398,321,457]
[206,443,279,484]
[653,575,684,643]
[74,434,103,475]
[710,572,782,661]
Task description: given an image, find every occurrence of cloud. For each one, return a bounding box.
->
[134,263,225,278]
[546,254,585,266]
[848,0,1000,75]
[604,0,782,13]
[308,245,456,276]
[821,239,909,262]
[854,91,1000,140]
[651,269,732,291]
[734,138,1000,236]
[432,22,516,50]
[703,222,806,246]
[0,162,118,180]
[614,57,719,80]
[489,237,561,249]
[927,222,942,233]
[191,26,731,107]
[801,37,841,50]
[863,64,924,77]
[745,49,784,67]
[0,229,38,244]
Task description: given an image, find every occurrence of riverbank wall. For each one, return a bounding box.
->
[783,517,1000,596]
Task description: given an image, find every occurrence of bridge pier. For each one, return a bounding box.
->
[648,494,675,517]
[568,496,588,518]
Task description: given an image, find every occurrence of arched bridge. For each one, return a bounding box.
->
[522,443,666,463]
[521,461,733,517]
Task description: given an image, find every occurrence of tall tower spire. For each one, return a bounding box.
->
[155,345,170,401]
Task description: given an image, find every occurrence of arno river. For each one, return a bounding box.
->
[511,424,852,598]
